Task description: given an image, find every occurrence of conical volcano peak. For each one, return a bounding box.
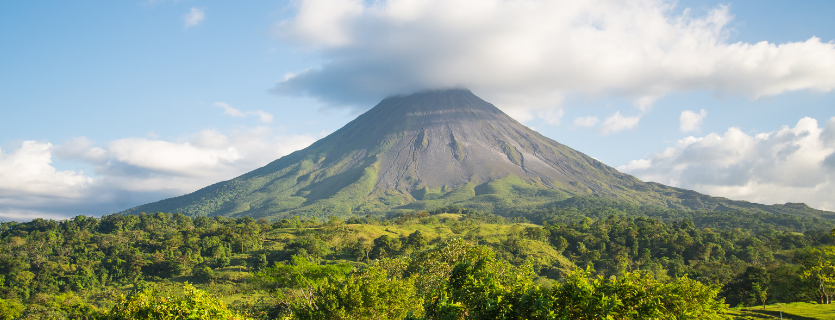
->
[342,88,511,135]
[123,89,823,220]
[125,89,637,218]
[378,88,505,117]
[312,87,621,198]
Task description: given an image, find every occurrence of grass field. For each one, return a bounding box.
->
[728,302,835,319]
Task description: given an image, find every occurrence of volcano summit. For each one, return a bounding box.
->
[124,89,831,220]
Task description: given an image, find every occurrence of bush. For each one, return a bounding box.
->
[193,265,215,282]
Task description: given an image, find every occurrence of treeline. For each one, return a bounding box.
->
[519,195,835,233]
[542,216,833,306]
[0,212,272,319]
[0,206,833,319]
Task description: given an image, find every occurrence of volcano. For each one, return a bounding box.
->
[123,89,831,220]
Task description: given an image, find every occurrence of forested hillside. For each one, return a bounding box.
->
[1,207,834,319]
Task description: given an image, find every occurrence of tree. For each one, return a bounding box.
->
[351,236,373,261]
[406,238,495,300]
[723,266,770,307]
[656,275,729,319]
[251,253,269,270]
[0,298,24,320]
[370,235,401,259]
[285,236,331,260]
[193,265,214,282]
[752,284,768,309]
[552,236,569,254]
[143,259,184,279]
[801,246,835,304]
[405,231,428,251]
[105,282,250,320]
[253,255,352,309]
[295,264,423,320]
[425,256,535,319]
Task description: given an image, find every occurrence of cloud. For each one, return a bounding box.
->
[215,102,274,123]
[574,116,600,128]
[0,127,318,221]
[183,7,205,28]
[0,141,94,198]
[92,127,316,191]
[680,109,707,132]
[618,117,835,210]
[107,138,242,177]
[54,137,108,163]
[600,112,641,135]
[216,101,245,117]
[251,111,274,124]
[0,209,74,222]
[272,0,835,122]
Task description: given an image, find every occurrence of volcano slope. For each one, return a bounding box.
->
[123,89,834,220]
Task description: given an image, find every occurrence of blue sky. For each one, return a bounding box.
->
[2,0,835,220]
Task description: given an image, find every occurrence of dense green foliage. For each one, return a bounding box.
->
[270,239,729,319]
[0,206,834,318]
[522,195,835,233]
[105,282,250,320]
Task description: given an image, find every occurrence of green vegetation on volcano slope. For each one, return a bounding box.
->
[1,208,835,319]
[125,169,835,228]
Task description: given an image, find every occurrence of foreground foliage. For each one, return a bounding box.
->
[0,206,834,318]
[106,283,250,320]
[265,240,729,319]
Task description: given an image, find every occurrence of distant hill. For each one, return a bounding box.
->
[122,89,835,221]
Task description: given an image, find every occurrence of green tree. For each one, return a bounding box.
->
[370,235,402,259]
[251,253,269,270]
[406,238,495,300]
[0,298,24,320]
[801,246,835,304]
[405,231,428,251]
[425,256,535,319]
[254,255,352,309]
[723,266,770,307]
[286,236,331,260]
[752,284,767,309]
[295,264,423,320]
[193,265,214,282]
[656,276,729,319]
[105,282,250,320]
[552,236,569,254]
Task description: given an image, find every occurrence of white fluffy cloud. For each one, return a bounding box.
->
[0,141,93,198]
[97,128,316,194]
[600,112,641,135]
[215,102,274,123]
[0,127,317,220]
[107,138,242,177]
[574,116,600,128]
[619,117,835,210]
[183,7,205,28]
[680,109,708,132]
[273,0,835,121]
